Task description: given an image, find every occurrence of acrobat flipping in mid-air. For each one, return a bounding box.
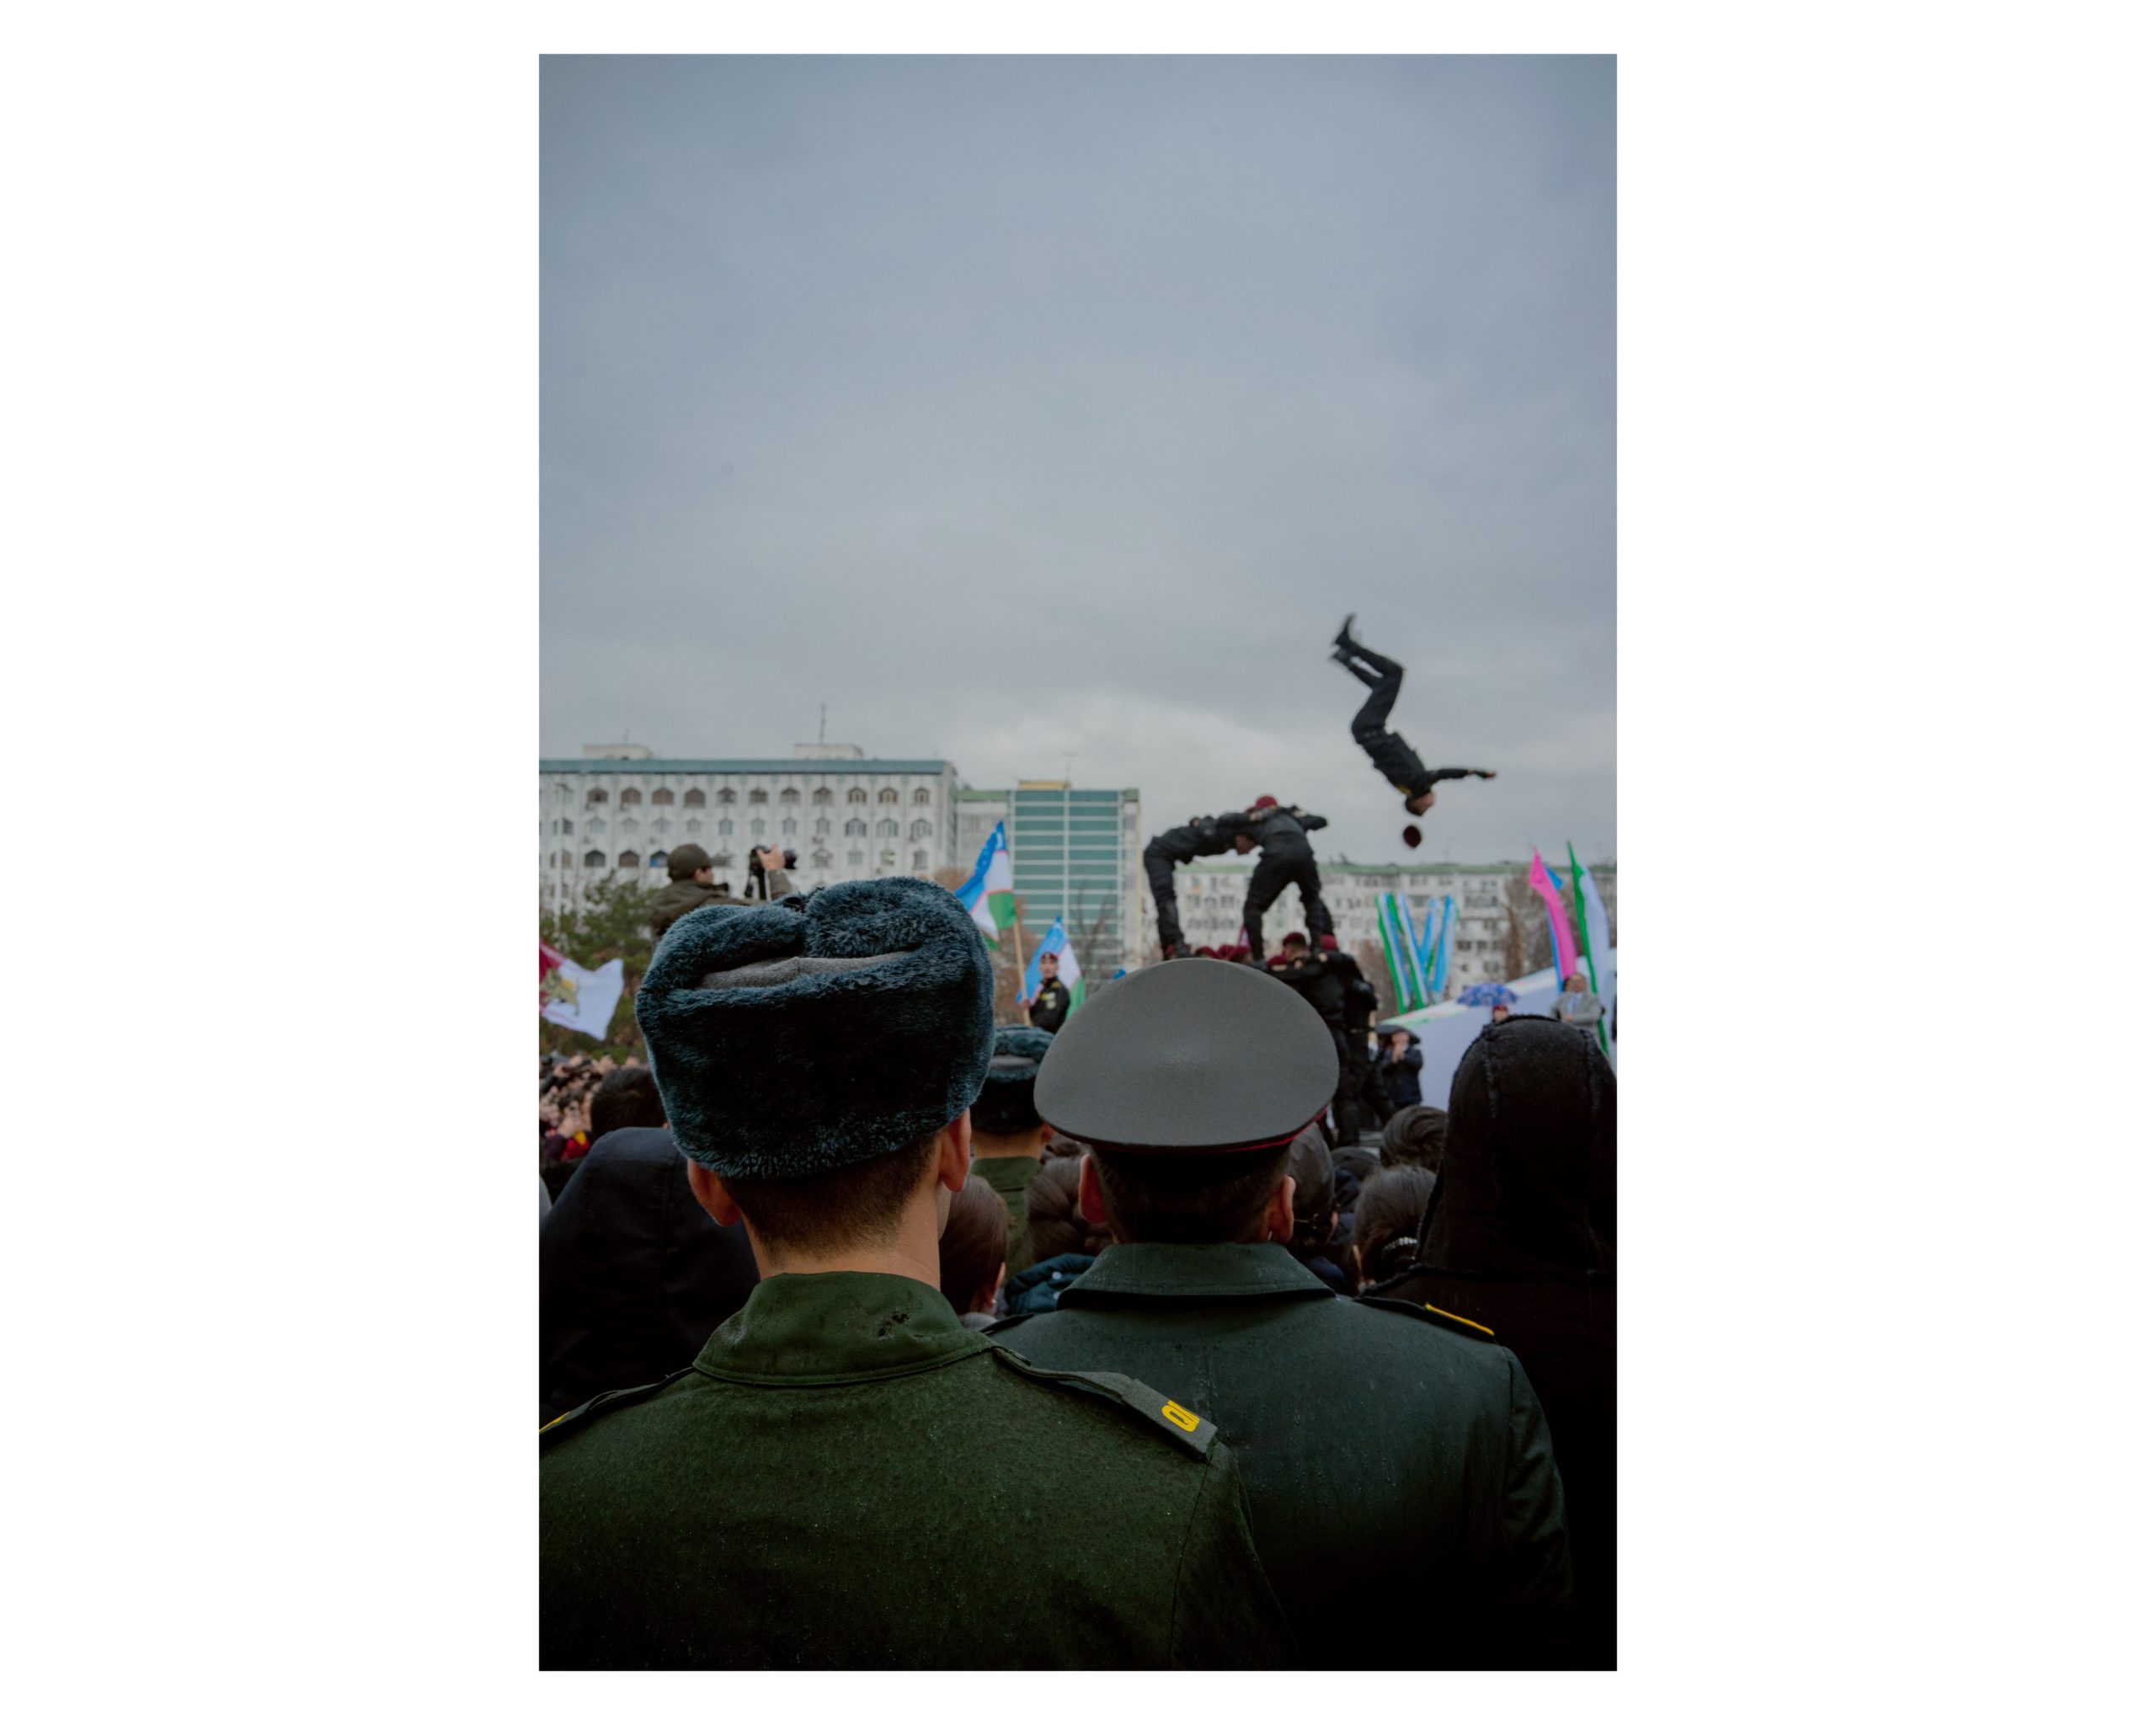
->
[1331,615,1496,846]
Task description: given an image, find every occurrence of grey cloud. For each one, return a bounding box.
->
[544,55,1613,864]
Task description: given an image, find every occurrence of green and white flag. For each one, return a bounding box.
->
[954,821,1017,945]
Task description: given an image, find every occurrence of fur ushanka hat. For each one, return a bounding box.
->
[634,877,995,1180]
[972,1025,1054,1136]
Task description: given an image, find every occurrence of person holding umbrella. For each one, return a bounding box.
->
[1458,980,1518,1024]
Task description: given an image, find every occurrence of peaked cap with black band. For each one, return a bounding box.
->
[634,877,995,1181]
[1033,959,1336,1153]
[974,1025,1054,1136]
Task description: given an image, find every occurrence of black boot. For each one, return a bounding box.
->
[1330,613,1362,665]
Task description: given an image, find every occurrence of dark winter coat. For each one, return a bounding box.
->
[1367,1017,1616,1669]
[539,1127,760,1423]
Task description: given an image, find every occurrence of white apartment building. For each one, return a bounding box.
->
[539,743,961,911]
[1161,859,1617,996]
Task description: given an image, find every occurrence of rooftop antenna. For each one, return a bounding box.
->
[819,702,827,745]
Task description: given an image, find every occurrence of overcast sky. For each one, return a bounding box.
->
[542,56,1613,864]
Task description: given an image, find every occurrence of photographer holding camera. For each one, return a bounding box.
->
[649,842,795,940]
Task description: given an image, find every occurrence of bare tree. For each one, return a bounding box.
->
[1357,938,1400,1021]
[933,864,1031,1024]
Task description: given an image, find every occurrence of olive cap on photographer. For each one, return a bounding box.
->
[1033,958,1336,1154]
[634,876,995,1180]
[665,842,712,881]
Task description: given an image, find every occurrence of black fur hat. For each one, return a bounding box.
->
[634,877,995,1179]
[973,1025,1054,1136]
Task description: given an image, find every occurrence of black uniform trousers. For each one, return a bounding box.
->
[1142,839,1186,952]
[1242,845,1334,960]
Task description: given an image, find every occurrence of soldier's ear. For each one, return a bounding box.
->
[686,1161,742,1228]
[1262,1176,1297,1246]
[935,1112,972,1194]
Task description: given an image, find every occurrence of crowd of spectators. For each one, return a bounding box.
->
[539,882,1615,1670]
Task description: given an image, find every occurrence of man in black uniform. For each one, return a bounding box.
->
[1234,797,1334,965]
[1142,810,1252,958]
[1272,932,1366,1144]
[1330,616,1497,820]
[1026,949,1072,1033]
[993,959,1574,1668]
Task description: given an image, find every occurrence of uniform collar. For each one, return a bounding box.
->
[1059,1242,1337,1304]
[972,1154,1038,1195]
[693,1271,990,1384]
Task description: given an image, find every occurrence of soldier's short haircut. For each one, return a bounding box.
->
[1087,1144,1294,1246]
[721,1135,942,1254]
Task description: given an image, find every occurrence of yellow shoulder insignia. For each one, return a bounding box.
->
[988,1348,1218,1458]
[1422,1302,1496,1337]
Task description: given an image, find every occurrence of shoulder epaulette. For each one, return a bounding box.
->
[540,1365,696,1447]
[1358,1295,1500,1342]
[985,1346,1218,1459]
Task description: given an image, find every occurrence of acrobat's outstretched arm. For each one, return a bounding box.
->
[1424,766,1497,782]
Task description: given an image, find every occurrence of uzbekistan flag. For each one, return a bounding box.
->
[1021,917,1085,1011]
[954,821,1017,945]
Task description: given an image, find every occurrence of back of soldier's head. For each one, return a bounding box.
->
[634,878,995,1255]
[1033,958,1337,1247]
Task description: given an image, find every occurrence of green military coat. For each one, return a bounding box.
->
[972,1152,1038,1276]
[990,1242,1574,1667]
[542,1270,1293,1669]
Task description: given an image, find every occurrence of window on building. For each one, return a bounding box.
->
[877,819,898,837]
[748,789,768,804]
[617,850,638,868]
[651,788,675,805]
[847,788,867,804]
[585,817,606,835]
[750,818,766,836]
[780,788,800,804]
[847,849,865,868]
[913,788,931,804]
[621,788,643,805]
[685,817,703,835]
[878,788,898,804]
[845,818,867,836]
[812,849,832,868]
[782,818,798,836]
[717,819,734,836]
[814,818,830,836]
[653,818,670,836]
[909,819,931,839]
[619,816,639,834]
[587,788,607,804]
[717,788,736,804]
[583,849,605,868]
[555,786,571,803]
[648,852,665,868]
[684,788,707,807]
[912,849,929,869]
[813,788,833,804]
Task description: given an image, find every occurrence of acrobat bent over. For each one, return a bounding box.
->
[1331,616,1495,827]
[1235,798,1333,964]
[1142,809,1253,959]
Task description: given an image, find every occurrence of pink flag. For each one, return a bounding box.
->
[1528,850,1582,982]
